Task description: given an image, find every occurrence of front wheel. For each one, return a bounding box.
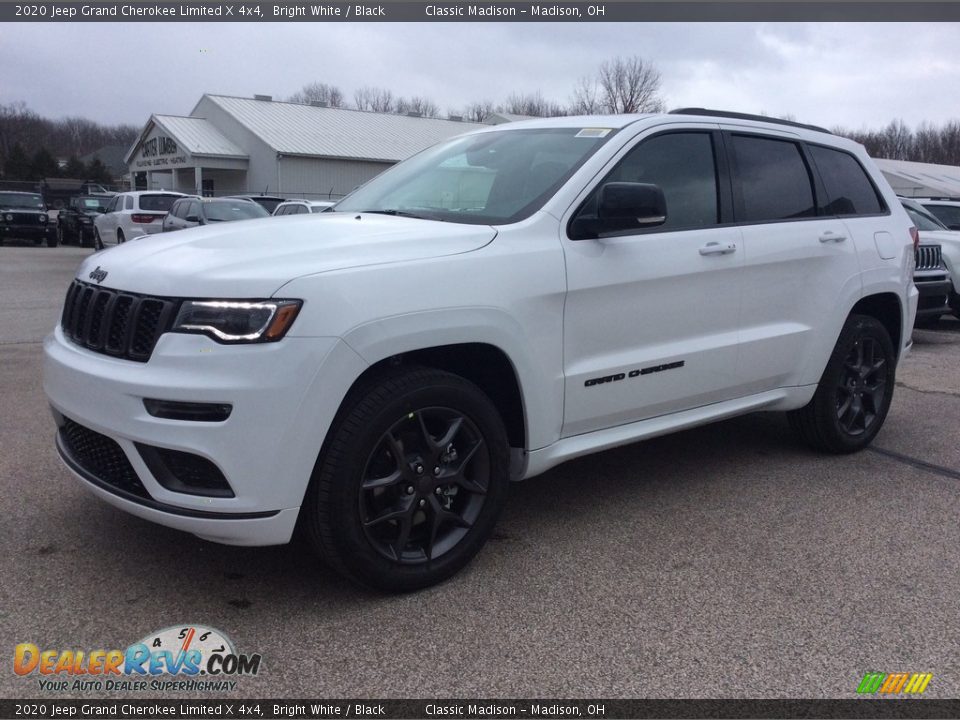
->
[303,367,510,592]
[789,314,896,453]
[950,291,960,321]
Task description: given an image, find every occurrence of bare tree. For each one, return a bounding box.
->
[569,77,603,115]
[353,86,395,113]
[288,82,345,107]
[462,100,495,123]
[596,55,664,114]
[396,96,440,118]
[500,91,566,118]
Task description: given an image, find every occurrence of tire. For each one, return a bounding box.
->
[789,314,896,454]
[56,224,65,245]
[950,292,960,321]
[116,229,125,244]
[94,229,104,251]
[303,366,510,592]
[46,231,58,248]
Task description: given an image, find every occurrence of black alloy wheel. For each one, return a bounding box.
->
[304,367,510,592]
[359,407,490,564]
[789,314,896,453]
[835,336,887,436]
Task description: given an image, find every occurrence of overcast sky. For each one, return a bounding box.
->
[3,22,959,131]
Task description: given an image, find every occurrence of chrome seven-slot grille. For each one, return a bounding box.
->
[915,245,943,272]
[60,280,178,362]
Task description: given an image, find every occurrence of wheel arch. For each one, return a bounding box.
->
[344,342,528,455]
[849,292,903,358]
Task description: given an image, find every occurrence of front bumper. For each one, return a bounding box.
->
[43,326,353,546]
[915,276,953,317]
[1,223,52,241]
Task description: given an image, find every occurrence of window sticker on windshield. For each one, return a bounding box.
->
[576,128,612,138]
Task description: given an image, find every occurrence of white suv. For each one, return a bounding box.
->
[93,191,186,249]
[44,110,918,591]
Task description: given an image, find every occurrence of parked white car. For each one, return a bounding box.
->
[272,200,335,216]
[45,109,917,591]
[903,198,960,319]
[917,198,960,231]
[93,191,186,249]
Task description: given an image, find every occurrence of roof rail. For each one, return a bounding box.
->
[668,107,832,134]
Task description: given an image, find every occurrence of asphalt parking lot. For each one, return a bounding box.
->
[1,245,958,700]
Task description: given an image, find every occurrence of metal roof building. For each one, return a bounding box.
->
[874,158,960,199]
[124,94,483,200]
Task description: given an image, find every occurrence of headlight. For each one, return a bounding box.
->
[39,213,48,222]
[172,300,302,344]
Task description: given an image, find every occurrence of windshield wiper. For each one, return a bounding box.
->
[360,209,445,222]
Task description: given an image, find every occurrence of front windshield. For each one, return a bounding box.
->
[204,200,270,222]
[78,197,105,211]
[903,202,947,232]
[0,193,44,210]
[335,127,617,225]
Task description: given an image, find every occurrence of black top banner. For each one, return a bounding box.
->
[4,699,960,719]
[5,1,960,21]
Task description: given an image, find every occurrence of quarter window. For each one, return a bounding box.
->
[809,145,884,216]
[731,135,815,222]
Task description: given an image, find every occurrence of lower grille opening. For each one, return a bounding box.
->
[59,419,151,500]
[136,444,234,498]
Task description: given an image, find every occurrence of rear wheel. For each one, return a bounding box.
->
[950,292,960,321]
[789,314,896,453]
[303,367,510,592]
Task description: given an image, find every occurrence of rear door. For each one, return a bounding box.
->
[562,127,746,436]
[728,130,863,391]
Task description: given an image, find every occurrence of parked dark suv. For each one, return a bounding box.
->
[0,191,54,247]
[56,196,108,247]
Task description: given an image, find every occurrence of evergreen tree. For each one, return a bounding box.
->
[2,142,31,179]
[30,147,60,179]
[64,156,86,178]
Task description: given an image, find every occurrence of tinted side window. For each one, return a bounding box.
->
[731,135,815,222]
[809,145,884,216]
[572,132,719,236]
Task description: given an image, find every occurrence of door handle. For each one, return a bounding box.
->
[699,242,737,256]
[819,232,847,243]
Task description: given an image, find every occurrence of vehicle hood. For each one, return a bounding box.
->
[917,229,960,246]
[75,212,497,298]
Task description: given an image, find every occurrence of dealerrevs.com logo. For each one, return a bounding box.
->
[14,624,262,692]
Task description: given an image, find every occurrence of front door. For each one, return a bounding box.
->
[562,129,745,437]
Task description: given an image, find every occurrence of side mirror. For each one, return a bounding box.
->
[598,182,667,229]
[97,207,106,214]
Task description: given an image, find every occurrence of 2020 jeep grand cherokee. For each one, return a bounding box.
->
[44,110,918,591]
